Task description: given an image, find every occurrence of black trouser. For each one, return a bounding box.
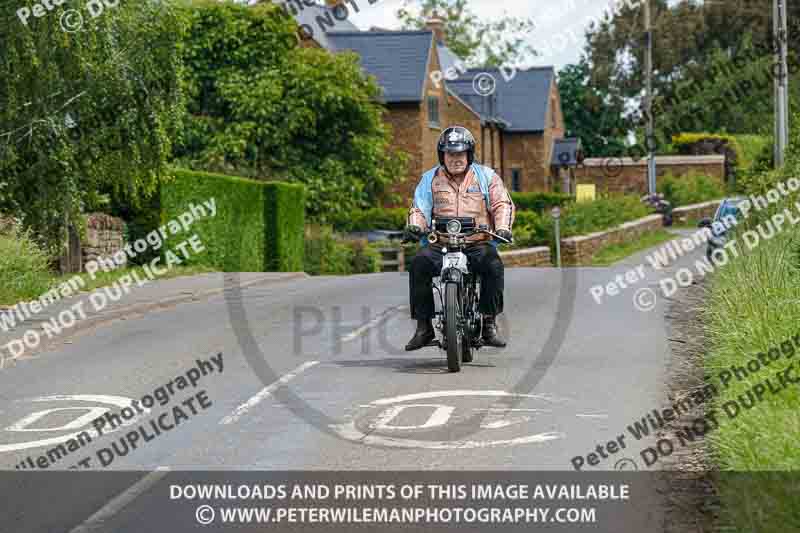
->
[409,242,504,320]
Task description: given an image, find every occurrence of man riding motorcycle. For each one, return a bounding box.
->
[404,126,515,351]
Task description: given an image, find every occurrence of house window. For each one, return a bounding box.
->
[551,98,557,128]
[511,168,522,192]
[427,96,440,127]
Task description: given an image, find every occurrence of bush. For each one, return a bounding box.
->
[0,220,53,305]
[510,192,572,213]
[559,196,653,238]
[671,132,743,186]
[162,169,305,272]
[304,225,382,275]
[733,134,772,174]
[511,211,553,248]
[657,172,726,207]
[107,188,161,266]
[510,195,653,248]
[332,207,408,232]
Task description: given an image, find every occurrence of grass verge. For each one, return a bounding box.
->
[589,229,676,266]
[705,230,800,531]
[0,264,218,307]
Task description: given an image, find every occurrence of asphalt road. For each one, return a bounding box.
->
[0,235,706,532]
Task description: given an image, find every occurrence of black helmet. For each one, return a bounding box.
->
[437,126,476,167]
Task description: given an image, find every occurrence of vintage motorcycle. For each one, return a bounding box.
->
[408,216,512,373]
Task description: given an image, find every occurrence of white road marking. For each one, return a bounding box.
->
[68,467,170,533]
[474,408,551,413]
[340,306,407,343]
[0,395,146,453]
[575,414,609,419]
[219,361,319,425]
[331,421,563,449]
[336,390,567,449]
[372,404,455,430]
[480,416,532,430]
[6,407,110,432]
[370,390,566,406]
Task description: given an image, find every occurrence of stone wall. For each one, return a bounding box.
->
[82,213,127,270]
[499,246,552,267]
[576,155,725,195]
[560,214,663,266]
[672,200,722,225]
[383,103,423,203]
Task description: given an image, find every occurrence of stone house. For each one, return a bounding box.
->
[270,0,578,201]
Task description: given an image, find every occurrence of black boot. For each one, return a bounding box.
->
[405,318,435,351]
[482,315,506,348]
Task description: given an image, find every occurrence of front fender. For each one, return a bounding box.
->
[441,267,463,284]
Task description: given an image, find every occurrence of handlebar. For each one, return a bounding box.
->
[402,228,512,245]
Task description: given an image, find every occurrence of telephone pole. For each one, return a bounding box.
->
[774,0,790,168]
[644,0,656,194]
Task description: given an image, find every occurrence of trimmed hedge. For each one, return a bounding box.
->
[332,207,408,232]
[510,192,572,213]
[162,169,305,272]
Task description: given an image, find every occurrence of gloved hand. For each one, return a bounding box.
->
[496,229,513,243]
[403,225,424,242]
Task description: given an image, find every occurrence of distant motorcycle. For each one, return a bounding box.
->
[405,217,512,373]
[641,193,673,226]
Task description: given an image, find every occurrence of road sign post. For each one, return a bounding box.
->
[552,207,561,268]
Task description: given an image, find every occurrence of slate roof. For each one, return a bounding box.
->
[446,67,556,133]
[327,31,434,103]
[551,137,583,166]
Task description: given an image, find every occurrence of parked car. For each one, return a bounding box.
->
[698,197,746,262]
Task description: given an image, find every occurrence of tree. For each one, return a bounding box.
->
[397,0,536,67]
[176,1,405,222]
[558,61,629,158]
[584,0,800,136]
[0,0,185,254]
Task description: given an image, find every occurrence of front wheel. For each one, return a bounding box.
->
[445,282,462,372]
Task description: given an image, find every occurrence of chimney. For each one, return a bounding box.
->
[425,12,446,44]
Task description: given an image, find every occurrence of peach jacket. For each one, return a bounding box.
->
[407,164,515,246]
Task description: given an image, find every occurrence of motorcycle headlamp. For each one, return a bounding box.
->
[446,220,462,235]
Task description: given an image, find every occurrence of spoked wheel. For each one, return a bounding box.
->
[444,282,462,372]
[461,283,476,363]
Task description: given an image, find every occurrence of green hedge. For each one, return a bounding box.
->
[332,207,408,232]
[512,195,655,249]
[657,172,726,207]
[162,169,305,272]
[0,221,53,305]
[304,225,381,275]
[510,192,572,212]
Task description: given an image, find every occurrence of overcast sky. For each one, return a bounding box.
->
[347,0,639,70]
